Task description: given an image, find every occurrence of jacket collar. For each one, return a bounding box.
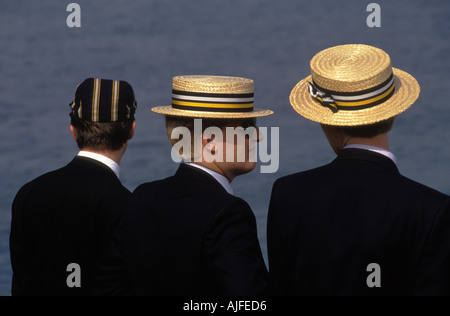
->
[335,148,399,173]
[69,156,119,178]
[77,151,120,178]
[175,163,229,194]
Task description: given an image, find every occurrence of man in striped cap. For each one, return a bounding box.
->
[10,78,137,296]
[94,75,272,296]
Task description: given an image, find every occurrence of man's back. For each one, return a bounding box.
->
[98,163,268,296]
[10,156,131,296]
[268,149,450,295]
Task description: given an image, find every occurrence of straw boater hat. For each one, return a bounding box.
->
[290,44,420,126]
[152,75,273,119]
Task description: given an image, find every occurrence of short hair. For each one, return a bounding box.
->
[70,112,134,151]
[340,117,396,138]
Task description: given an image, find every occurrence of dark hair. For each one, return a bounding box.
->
[70,113,134,151]
[340,117,396,138]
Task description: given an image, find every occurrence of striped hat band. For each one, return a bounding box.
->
[70,78,137,123]
[172,89,254,113]
[308,72,395,113]
[152,75,273,119]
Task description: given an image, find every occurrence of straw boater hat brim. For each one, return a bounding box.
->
[152,105,273,119]
[290,44,420,126]
[151,106,273,119]
[152,75,273,119]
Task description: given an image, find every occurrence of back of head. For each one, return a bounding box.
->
[340,117,396,139]
[69,78,137,152]
[157,75,274,162]
[70,113,135,151]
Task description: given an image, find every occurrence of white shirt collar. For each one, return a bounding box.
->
[344,144,397,165]
[184,163,234,195]
[77,151,120,178]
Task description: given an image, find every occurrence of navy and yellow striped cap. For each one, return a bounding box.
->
[70,78,137,122]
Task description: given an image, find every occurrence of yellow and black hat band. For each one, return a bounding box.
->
[308,73,395,113]
[172,89,254,113]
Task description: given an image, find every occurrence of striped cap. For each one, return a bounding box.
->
[70,78,137,122]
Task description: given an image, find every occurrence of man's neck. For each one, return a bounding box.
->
[193,161,235,182]
[81,148,125,165]
[77,150,122,178]
[345,134,390,151]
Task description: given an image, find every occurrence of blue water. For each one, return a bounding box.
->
[1,0,449,295]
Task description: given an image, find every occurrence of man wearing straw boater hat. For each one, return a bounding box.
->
[94,75,272,296]
[10,78,137,296]
[267,44,450,296]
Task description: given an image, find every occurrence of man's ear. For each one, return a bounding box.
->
[70,125,77,142]
[128,120,137,141]
[202,133,216,152]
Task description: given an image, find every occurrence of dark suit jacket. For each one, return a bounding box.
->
[10,156,131,296]
[267,149,450,296]
[94,163,268,296]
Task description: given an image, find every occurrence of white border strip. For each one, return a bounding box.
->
[173,94,254,103]
[330,77,395,101]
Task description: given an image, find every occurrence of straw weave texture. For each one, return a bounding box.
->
[290,45,420,126]
[173,75,254,94]
[311,44,392,92]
